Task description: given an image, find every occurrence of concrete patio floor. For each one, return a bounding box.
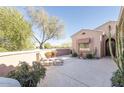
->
[38,56,117,87]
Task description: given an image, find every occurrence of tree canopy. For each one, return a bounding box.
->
[44,42,52,49]
[27,7,64,49]
[0,7,33,51]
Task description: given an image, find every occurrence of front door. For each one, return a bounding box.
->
[105,39,115,56]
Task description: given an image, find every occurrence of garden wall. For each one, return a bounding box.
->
[0,48,71,66]
[0,50,39,66]
[56,49,71,56]
[0,48,71,76]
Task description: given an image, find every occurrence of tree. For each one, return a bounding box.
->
[27,7,64,49]
[0,7,33,51]
[44,42,52,49]
[61,42,71,48]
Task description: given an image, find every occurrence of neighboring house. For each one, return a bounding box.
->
[71,7,124,58]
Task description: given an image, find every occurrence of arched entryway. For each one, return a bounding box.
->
[105,38,115,56]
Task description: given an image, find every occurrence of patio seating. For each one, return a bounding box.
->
[40,53,64,66]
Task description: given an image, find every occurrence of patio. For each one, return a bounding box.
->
[38,55,117,87]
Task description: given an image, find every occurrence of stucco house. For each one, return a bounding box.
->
[71,21,116,58]
[71,7,124,58]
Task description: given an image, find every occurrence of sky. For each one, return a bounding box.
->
[16,6,121,45]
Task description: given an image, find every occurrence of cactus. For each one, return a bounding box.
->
[109,18,124,74]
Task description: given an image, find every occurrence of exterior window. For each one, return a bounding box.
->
[79,43,89,48]
[82,32,86,35]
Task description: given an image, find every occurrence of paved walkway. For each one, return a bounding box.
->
[38,56,117,87]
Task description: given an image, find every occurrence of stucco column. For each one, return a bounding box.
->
[102,33,106,57]
[36,52,40,62]
[100,35,102,57]
[101,35,104,57]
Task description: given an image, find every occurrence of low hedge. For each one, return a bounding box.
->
[86,54,94,59]
[72,52,78,57]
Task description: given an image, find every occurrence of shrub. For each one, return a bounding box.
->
[52,51,57,57]
[72,52,78,57]
[70,50,72,54]
[0,47,8,52]
[45,51,56,58]
[45,52,52,58]
[86,54,94,59]
[111,70,124,87]
[7,61,46,87]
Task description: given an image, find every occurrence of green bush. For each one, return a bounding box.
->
[7,61,46,87]
[72,52,78,57]
[111,70,124,87]
[0,47,8,52]
[86,54,94,59]
[44,43,52,49]
[0,8,33,51]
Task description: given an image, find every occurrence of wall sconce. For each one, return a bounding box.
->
[102,32,105,36]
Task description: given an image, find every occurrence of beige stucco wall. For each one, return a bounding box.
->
[72,21,117,58]
[95,21,117,38]
[72,30,103,57]
[95,21,117,56]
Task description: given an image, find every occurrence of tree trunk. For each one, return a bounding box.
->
[40,43,44,49]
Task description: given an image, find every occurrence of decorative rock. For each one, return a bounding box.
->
[0,77,21,87]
